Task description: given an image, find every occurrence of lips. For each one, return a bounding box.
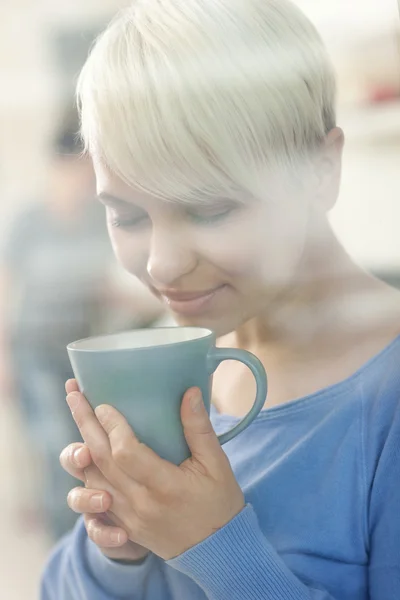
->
[159,287,222,302]
[158,285,226,316]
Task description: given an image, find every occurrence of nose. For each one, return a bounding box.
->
[146,225,197,287]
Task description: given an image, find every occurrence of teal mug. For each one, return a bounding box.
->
[67,327,267,465]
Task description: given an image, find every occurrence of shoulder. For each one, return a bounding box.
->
[361,334,400,417]
[358,335,400,562]
[360,334,400,474]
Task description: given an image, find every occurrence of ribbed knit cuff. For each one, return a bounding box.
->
[167,504,310,600]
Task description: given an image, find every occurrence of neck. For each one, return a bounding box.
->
[233,223,396,360]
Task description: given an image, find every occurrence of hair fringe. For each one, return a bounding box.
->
[77,0,336,204]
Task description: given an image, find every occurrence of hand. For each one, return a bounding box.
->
[61,380,149,563]
[66,384,245,561]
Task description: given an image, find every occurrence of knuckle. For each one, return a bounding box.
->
[91,446,110,470]
[152,467,175,498]
[162,477,180,501]
[111,443,131,467]
[83,465,104,490]
[186,458,209,478]
[83,466,95,488]
[86,519,101,544]
[135,490,155,521]
[72,413,84,429]
[86,518,121,548]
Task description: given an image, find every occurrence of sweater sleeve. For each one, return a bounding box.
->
[40,517,171,600]
[40,516,211,600]
[41,509,337,600]
[167,504,336,600]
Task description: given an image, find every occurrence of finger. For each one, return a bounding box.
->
[84,514,129,548]
[65,379,79,395]
[67,486,112,514]
[95,404,176,488]
[66,392,114,476]
[181,388,225,473]
[60,443,92,481]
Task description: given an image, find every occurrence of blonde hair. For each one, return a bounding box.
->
[77,0,336,203]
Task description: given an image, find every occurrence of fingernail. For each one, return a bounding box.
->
[90,494,104,511]
[110,531,121,545]
[73,447,85,467]
[190,389,202,413]
[67,393,80,413]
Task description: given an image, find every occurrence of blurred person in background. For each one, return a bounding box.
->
[0,107,164,541]
[42,1,400,599]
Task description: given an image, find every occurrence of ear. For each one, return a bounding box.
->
[311,127,344,213]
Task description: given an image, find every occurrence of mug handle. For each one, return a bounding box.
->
[207,348,268,445]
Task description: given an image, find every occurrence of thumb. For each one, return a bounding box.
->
[181,388,224,468]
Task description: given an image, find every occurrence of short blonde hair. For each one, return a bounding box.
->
[77,0,336,203]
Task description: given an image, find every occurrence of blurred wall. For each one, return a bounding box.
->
[0,0,130,228]
[296,0,400,271]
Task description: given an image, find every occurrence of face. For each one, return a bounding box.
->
[94,170,314,338]
[92,128,343,337]
[94,157,333,337]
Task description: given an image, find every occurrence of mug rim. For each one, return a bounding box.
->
[67,326,215,353]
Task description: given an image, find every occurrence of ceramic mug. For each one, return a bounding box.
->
[67,327,267,465]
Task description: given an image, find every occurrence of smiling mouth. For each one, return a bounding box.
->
[159,285,226,315]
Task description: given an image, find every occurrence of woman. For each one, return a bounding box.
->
[41,1,400,598]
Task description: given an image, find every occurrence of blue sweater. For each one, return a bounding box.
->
[41,336,400,599]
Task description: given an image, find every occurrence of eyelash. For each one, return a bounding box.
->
[109,215,149,229]
[187,207,235,225]
[108,207,235,230]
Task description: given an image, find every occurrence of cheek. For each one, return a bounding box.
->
[199,210,308,288]
[108,229,148,277]
[257,210,309,285]
[193,224,259,280]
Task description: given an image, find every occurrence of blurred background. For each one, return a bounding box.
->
[0,1,399,598]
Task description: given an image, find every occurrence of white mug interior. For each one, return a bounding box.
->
[68,327,212,352]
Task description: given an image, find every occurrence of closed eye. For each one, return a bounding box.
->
[186,205,237,226]
[106,208,149,229]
